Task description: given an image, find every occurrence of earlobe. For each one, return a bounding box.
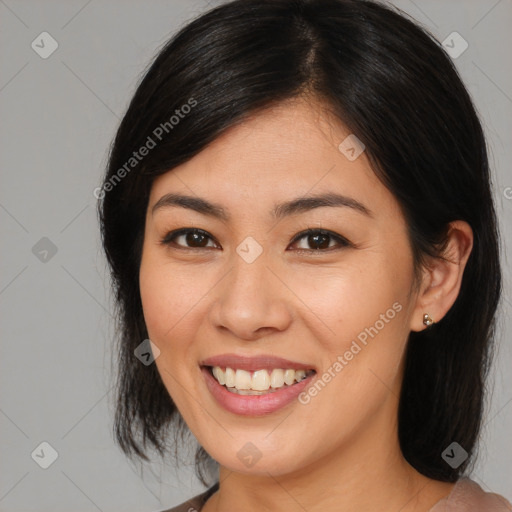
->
[410,220,473,332]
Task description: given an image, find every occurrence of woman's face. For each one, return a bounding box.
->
[139,97,422,476]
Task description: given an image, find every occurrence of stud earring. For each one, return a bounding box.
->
[423,313,434,327]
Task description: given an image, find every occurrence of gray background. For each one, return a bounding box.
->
[0,0,511,510]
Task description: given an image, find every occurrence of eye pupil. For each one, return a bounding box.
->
[187,232,208,247]
[309,233,330,250]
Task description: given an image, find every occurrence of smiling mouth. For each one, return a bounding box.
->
[204,365,316,395]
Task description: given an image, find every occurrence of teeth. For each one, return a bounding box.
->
[295,370,306,382]
[284,369,295,386]
[235,369,252,390]
[212,366,225,385]
[227,388,278,395]
[225,367,236,388]
[252,370,270,391]
[270,369,284,388]
[210,366,313,391]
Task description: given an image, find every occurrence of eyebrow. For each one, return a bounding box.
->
[151,192,373,220]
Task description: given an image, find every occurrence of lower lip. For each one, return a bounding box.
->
[202,366,315,416]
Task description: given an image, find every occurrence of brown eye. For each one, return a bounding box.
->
[305,232,330,250]
[161,228,217,249]
[183,231,209,247]
[289,229,350,252]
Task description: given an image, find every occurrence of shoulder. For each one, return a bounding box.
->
[430,478,512,511]
[157,483,219,512]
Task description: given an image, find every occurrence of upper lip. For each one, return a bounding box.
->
[200,353,316,372]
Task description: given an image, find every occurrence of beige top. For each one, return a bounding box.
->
[161,478,512,512]
[428,478,512,511]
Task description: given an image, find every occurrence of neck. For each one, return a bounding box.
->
[204,402,455,512]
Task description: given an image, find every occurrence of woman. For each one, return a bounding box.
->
[98,0,511,510]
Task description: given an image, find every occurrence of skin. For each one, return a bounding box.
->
[139,96,473,511]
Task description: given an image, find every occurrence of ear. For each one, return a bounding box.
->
[410,220,474,332]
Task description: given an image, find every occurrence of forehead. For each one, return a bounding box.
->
[148,98,396,221]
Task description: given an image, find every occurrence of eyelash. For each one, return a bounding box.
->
[159,227,351,254]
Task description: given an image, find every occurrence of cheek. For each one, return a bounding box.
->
[139,263,173,341]
[289,265,410,442]
[288,247,414,416]
[291,257,410,347]
[139,255,205,412]
[139,254,202,342]
[138,250,222,397]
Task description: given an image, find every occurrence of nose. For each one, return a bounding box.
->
[210,253,293,341]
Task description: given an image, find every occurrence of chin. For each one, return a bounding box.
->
[203,435,310,477]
